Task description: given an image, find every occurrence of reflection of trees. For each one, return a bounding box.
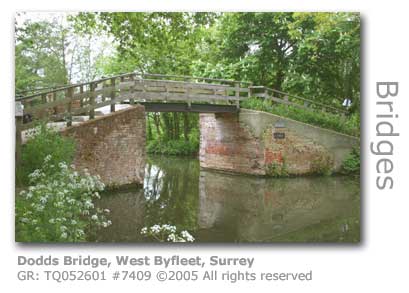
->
[143,156,200,232]
[198,171,360,242]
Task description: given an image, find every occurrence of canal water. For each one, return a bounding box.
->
[95,155,360,243]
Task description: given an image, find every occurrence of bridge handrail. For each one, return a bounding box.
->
[15,71,348,132]
[15,72,251,101]
[16,72,251,130]
[15,72,137,101]
[142,73,252,86]
[249,85,348,114]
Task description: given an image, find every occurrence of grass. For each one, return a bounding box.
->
[241,97,360,137]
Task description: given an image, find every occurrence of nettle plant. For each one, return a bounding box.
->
[16,155,111,242]
[140,224,195,243]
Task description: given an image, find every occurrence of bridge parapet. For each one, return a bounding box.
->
[60,105,146,187]
[16,72,250,131]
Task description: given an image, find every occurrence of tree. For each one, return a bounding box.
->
[15,19,69,93]
[15,14,113,94]
[72,12,216,75]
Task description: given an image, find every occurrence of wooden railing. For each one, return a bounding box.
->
[249,86,348,115]
[15,72,348,131]
[16,72,250,130]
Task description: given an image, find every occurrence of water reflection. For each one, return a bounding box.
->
[95,155,360,243]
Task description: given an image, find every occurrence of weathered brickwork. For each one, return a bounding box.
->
[61,105,146,187]
[199,113,265,175]
[262,126,333,175]
[199,110,358,176]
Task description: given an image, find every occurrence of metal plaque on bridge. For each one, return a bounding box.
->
[274,132,285,139]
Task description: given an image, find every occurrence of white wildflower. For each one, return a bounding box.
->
[167,234,176,242]
[141,227,148,235]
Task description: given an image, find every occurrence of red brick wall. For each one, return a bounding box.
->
[199,113,265,175]
[199,112,333,176]
[61,105,146,187]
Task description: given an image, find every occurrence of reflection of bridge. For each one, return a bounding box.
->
[15,72,347,130]
[15,72,357,187]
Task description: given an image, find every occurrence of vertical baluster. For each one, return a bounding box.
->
[110,77,116,113]
[235,82,240,109]
[304,100,309,108]
[89,83,95,119]
[129,74,135,105]
[40,93,47,119]
[284,95,289,108]
[15,101,23,166]
[79,85,84,110]
[52,92,57,115]
[264,88,269,99]
[66,87,73,127]
[186,86,191,109]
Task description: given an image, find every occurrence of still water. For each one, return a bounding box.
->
[95,155,360,243]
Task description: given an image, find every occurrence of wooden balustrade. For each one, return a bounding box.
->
[15,72,346,130]
[15,72,250,130]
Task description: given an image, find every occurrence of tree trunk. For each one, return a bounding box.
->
[153,113,161,138]
[161,113,172,141]
[183,113,190,141]
[146,113,153,140]
[173,112,180,140]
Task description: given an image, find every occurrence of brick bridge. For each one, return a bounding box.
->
[15,72,358,187]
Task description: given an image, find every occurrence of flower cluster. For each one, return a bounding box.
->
[16,155,111,242]
[140,224,195,243]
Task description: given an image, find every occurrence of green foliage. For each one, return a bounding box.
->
[15,20,69,93]
[15,156,111,242]
[73,12,216,75]
[311,154,334,176]
[145,112,200,156]
[147,139,199,156]
[17,124,75,186]
[189,12,360,114]
[341,148,360,175]
[266,159,289,177]
[241,97,359,136]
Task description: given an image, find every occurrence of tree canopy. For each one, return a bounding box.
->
[16,12,360,110]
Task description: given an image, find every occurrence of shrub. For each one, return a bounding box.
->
[15,155,111,242]
[265,160,289,177]
[311,153,334,176]
[17,123,75,186]
[341,148,360,175]
[147,139,199,156]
